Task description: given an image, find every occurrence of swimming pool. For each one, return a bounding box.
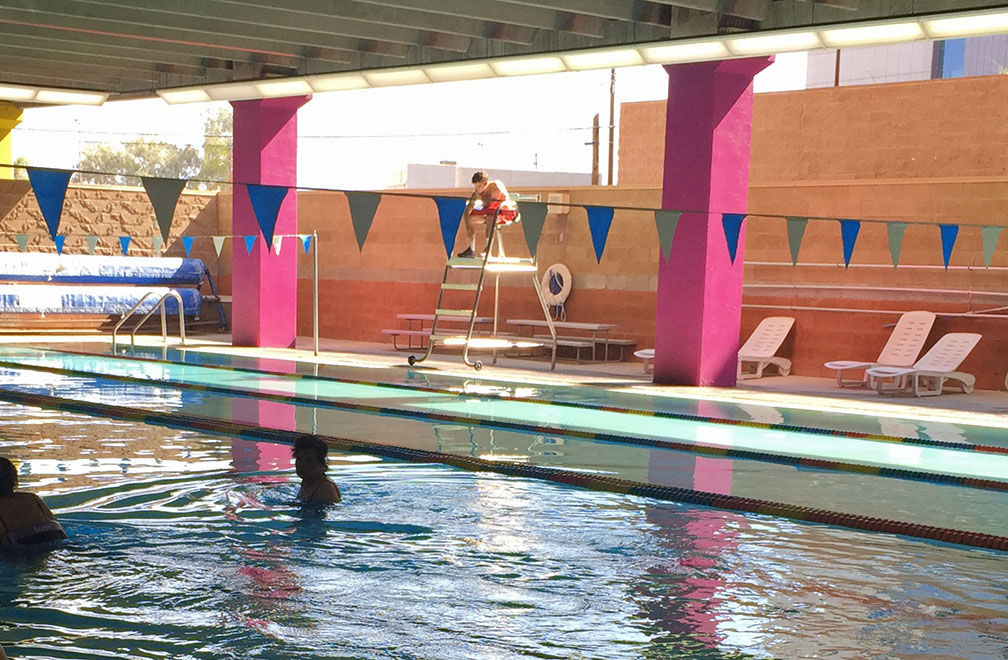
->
[1,398,1006,659]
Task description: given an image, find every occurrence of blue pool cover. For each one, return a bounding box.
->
[0,253,207,286]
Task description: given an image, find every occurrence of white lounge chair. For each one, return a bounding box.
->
[824,310,936,387]
[865,333,982,397]
[737,316,795,380]
[634,316,795,379]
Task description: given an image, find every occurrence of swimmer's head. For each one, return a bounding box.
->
[0,457,16,496]
[292,435,328,479]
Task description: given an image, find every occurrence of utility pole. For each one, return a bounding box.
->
[590,113,600,185]
[607,68,615,186]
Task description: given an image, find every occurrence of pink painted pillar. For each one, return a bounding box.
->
[654,58,772,386]
[231,95,310,347]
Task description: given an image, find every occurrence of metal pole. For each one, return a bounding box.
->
[313,230,319,356]
[607,68,615,186]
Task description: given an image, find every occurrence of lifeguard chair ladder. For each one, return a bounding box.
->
[407,201,557,371]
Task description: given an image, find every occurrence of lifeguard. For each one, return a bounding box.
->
[456,170,514,258]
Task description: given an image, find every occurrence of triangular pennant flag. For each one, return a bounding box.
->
[721,213,746,264]
[245,184,289,246]
[785,216,807,266]
[119,236,131,255]
[244,235,257,254]
[939,224,958,270]
[982,226,1003,268]
[151,235,164,255]
[433,197,467,256]
[887,222,907,268]
[182,235,194,257]
[519,201,548,256]
[85,235,98,254]
[212,236,226,257]
[301,234,312,254]
[839,219,861,268]
[345,191,381,251]
[141,176,187,242]
[53,234,66,255]
[14,234,28,252]
[272,235,284,255]
[26,168,72,239]
[654,210,682,264]
[585,205,615,263]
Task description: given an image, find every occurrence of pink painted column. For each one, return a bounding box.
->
[654,57,772,386]
[231,95,310,347]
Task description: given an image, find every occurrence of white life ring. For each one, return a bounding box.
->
[541,263,571,307]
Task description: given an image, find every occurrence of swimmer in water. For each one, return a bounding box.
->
[292,435,341,505]
[0,456,66,552]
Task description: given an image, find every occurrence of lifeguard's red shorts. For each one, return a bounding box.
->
[471,200,520,227]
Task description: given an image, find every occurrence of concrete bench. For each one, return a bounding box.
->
[533,334,636,362]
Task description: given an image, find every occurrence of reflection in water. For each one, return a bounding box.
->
[0,403,1005,658]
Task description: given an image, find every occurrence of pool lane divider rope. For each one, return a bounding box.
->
[0,385,1004,552]
[1,359,1008,496]
[39,347,1008,458]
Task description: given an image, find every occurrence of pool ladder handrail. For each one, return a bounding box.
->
[111,290,187,351]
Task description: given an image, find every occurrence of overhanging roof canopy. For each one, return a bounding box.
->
[1,1,1007,106]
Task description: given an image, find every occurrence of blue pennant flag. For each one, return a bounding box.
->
[244,235,257,255]
[434,197,467,257]
[119,236,131,255]
[839,219,860,268]
[245,184,289,249]
[721,213,746,264]
[53,234,66,255]
[585,205,614,263]
[182,235,194,257]
[26,168,72,239]
[939,224,959,269]
[301,234,312,254]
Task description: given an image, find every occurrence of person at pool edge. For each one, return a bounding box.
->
[456,170,510,258]
[292,435,341,505]
[0,456,66,551]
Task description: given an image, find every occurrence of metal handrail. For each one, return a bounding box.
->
[111,290,187,351]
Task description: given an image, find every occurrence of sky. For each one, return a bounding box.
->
[11,53,807,190]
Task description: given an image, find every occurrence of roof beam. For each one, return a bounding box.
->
[650,0,768,22]
[350,0,608,39]
[76,0,472,53]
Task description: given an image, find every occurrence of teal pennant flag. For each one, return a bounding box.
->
[654,210,681,264]
[301,234,312,254]
[721,213,745,264]
[244,235,257,255]
[519,201,548,256]
[119,236,131,255]
[53,235,66,255]
[585,205,614,263]
[785,216,807,266]
[982,226,1003,268]
[182,236,194,257]
[887,222,907,268]
[141,176,187,242]
[346,191,381,251]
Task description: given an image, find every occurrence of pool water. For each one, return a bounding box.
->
[1,400,1007,659]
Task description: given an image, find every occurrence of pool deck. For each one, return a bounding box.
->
[4,331,1006,422]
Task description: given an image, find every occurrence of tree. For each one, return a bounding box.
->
[75,106,232,189]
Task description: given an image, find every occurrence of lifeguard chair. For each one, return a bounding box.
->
[408,196,558,370]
